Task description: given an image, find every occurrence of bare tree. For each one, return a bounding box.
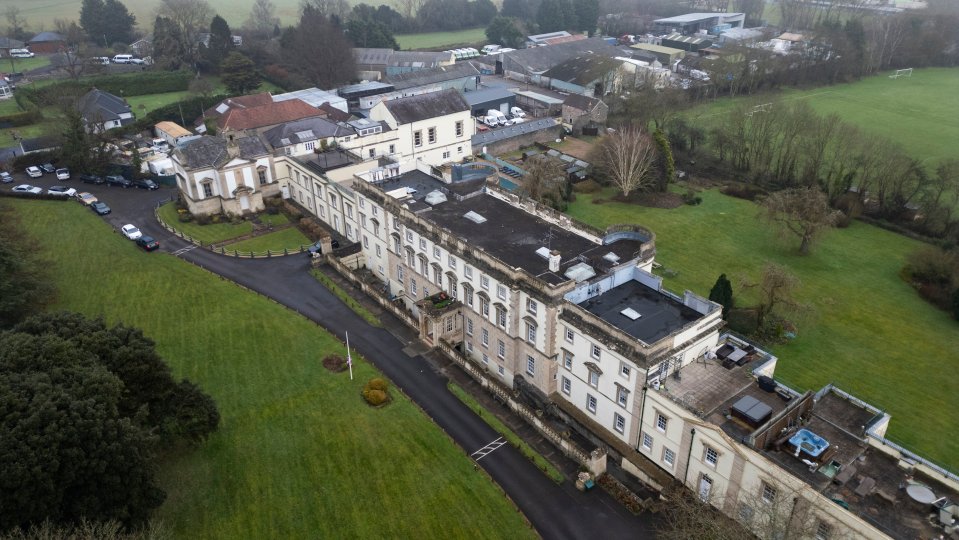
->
[156,0,214,66]
[302,0,351,21]
[245,0,280,39]
[742,263,802,329]
[597,126,657,198]
[761,187,841,255]
[520,155,566,203]
[4,6,26,40]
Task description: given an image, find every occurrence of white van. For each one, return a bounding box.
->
[90,56,110,65]
[112,54,133,64]
[10,49,34,58]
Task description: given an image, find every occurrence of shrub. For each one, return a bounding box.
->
[721,183,765,201]
[573,179,601,194]
[363,388,388,406]
[366,378,388,392]
[178,212,193,223]
[591,197,605,204]
[322,354,347,372]
[194,213,212,225]
[681,190,702,206]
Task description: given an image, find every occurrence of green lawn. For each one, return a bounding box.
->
[7,198,535,539]
[0,98,22,115]
[223,226,311,254]
[1,55,50,73]
[397,27,488,50]
[568,188,959,471]
[684,67,959,167]
[157,202,291,245]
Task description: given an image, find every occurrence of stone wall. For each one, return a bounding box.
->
[477,124,564,156]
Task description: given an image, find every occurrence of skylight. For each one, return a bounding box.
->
[464,211,487,224]
[621,308,641,320]
[294,130,315,139]
[603,252,621,263]
[424,191,447,205]
[535,247,551,259]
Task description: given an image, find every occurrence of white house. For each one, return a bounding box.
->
[78,89,134,132]
[369,88,473,166]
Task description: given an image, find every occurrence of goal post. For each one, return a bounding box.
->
[889,68,913,79]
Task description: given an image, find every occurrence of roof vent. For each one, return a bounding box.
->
[621,307,642,320]
[564,262,595,282]
[535,247,551,259]
[603,252,621,263]
[424,190,447,205]
[464,211,487,224]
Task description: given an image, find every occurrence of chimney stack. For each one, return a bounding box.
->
[548,250,561,273]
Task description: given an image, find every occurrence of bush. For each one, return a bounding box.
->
[194,214,212,225]
[366,378,388,392]
[573,179,601,194]
[322,354,347,372]
[265,206,279,215]
[177,212,193,223]
[592,197,605,204]
[681,190,702,206]
[363,388,388,406]
[721,183,765,201]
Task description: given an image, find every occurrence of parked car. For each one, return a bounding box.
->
[47,186,77,197]
[105,175,132,188]
[135,235,160,251]
[10,49,34,58]
[0,171,12,183]
[89,56,111,65]
[112,54,133,64]
[55,168,71,180]
[12,184,42,195]
[129,58,145,65]
[510,106,527,118]
[131,178,158,190]
[77,192,98,205]
[90,201,111,215]
[26,166,42,178]
[121,224,143,240]
[79,174,105,185]
[39,163,56,174]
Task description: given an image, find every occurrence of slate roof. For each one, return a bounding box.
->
[500,38,632,74]
[383,88,468,124]
[19,136,61,153]
[563,94,602,113]
[78,89,133,124]
[174,134,269,170]
[261,117,355,148]
[0,37,24,49]
[386,62,480,90]
[28,32,64,43]
[542,54,623,86]
[318,103,351,122]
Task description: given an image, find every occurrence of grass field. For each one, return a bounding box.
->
[567,188,959,471]
[684,67,959,167]
[223,226,310,253]
[7,198,535,539]
[1,55,51,72]
[397,27,488,50]
[157,201,291,245]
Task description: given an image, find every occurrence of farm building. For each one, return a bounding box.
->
[541,54,626,96]
[653,12,744,34]
[463,87,516,117]
[497,38,633,82]
[0,37,24,56]
[630,43,685,66]
[272,87,348,114]
[512,90,564,117]
[353,48,455,76]
[661,33,713,52]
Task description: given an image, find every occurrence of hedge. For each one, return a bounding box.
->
[21,71,193,105]
[138,93,229,129]
[0,107,42,127]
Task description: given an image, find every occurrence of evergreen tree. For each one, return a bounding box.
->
[573,0,598,35]
[60,107,90,175]
[202,14,234,71]
[80,0,136,45]
[152,16,188,70]
[345,18,399,49]
[501,0,532,21]
[485,16,525,49]
[709,274,734,318]
[220,51,261,94]
[536,0,564,33]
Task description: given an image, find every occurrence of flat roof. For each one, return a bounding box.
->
[380,171,645,285]
[512,90,564,105]
[463,87,515,106]
[272,88,345,108]
[578,279,701,344]
[631,43,686,55]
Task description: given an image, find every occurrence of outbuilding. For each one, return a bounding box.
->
[463,87,515,117]
[26,32,65,54]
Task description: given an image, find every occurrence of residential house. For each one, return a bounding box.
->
[262,116,357,158]
[78,89,135,132]
[293,159,957,539]
[369,88,472,166]
[196,94,324,133]
[0,37,25,56]
[561,94,608,134]
[541,54,627,96]
[129,36,152,57]
[26,32,65,54]
[172,131,277,217]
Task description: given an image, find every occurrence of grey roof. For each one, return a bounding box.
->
[28,32,64,43]
[386,62,480,90]
[471,118,557,146]
[654,12,743,23]
[78,89,132,124]
[174,134,269,170]
[338,81,395,97]
[463,87,515,106]
[0,37,24,49]
[272,88,346,109]
[563,94,603,113]
[501,38,632,74]
[19,136,61,153]
[542,54,624,86]
[579,279,702,344]
[383,88,468,124]
[261,117,354,148]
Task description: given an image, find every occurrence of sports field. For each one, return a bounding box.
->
[685,67,959,167]
[568,188,959,472]
[6,199,534,539]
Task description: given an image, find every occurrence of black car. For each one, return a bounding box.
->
[90,201,111,215]
[135,235,160,251]
[105,175,132,188]
[39,163,56,174]
[131,178,158,190]
[79,174,105,185]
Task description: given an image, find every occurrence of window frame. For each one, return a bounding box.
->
[641,432,653,451]
[586,393,597,413]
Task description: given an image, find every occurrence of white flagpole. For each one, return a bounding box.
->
[346,331,353,380]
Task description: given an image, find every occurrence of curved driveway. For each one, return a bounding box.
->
[12,178,658,539]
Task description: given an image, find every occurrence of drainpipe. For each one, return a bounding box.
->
[683,427,696,486]
[636,383,649,451]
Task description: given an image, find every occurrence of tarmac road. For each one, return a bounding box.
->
[5,175,658,539]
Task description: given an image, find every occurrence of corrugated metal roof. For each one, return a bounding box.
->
[471,117,557,146]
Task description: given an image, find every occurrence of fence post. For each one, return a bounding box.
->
[266,250,271,258]
[234,250,239,257]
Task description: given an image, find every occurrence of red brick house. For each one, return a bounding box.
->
[26,32,65,54]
